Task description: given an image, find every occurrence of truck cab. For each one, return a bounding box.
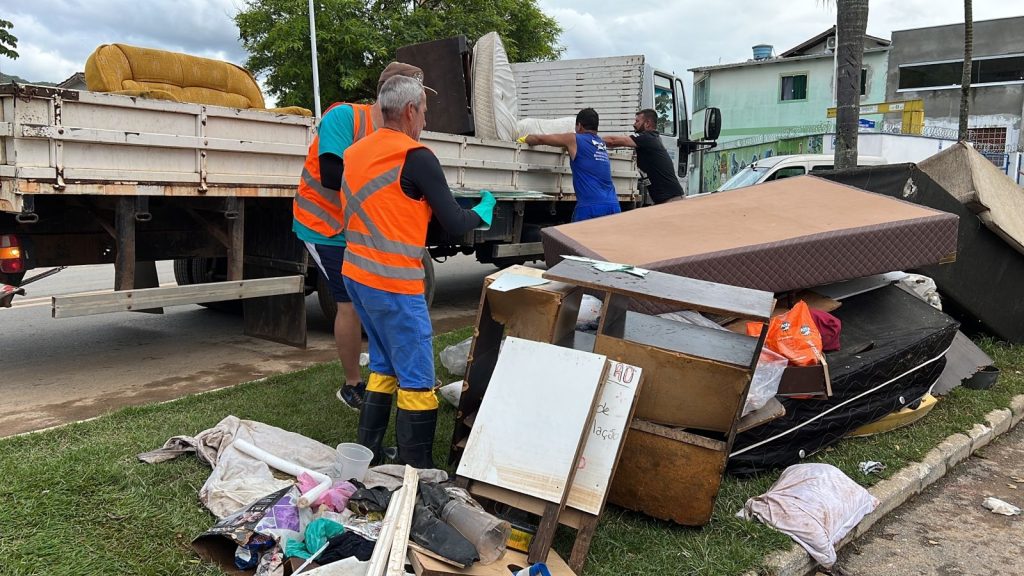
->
[717,154,888,192]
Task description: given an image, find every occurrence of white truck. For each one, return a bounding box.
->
[0,42,719,344]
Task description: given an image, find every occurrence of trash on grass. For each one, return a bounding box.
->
[439,381,463,407]
[859,461,887,475]
[440,337,473,376]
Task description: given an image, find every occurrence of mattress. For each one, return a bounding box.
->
[541,176,959,311]
[820,163,1024,343]
[727,285,959,476]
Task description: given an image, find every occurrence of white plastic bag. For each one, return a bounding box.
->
[743,348,789,416]
[439,381,463,407]
[440,337,473,376]
[738,463,878,568]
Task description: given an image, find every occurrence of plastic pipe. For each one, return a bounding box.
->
[233,439,332,508]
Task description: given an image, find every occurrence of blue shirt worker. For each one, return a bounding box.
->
[341,74,495,469]
[520,108,622,221]
[293,62,429,411]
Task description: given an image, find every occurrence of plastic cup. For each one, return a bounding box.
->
[336,443,374,482]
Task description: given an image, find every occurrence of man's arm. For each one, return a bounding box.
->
[602,134,637,148]
[524,132,578,159]
[402,149,483,236]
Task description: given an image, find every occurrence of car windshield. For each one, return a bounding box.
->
[718,164,766,191]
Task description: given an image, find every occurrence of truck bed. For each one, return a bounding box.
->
[1,84,637,214]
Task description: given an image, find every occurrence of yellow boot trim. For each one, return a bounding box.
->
[367,373,398,394]
[397,388,439,411]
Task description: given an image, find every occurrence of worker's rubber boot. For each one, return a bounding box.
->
[357,373,398,464]
[395,387,440,469]
[396,407,438,469]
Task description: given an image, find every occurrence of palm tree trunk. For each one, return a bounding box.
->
[834,0,869,170]
[958,0,973,141]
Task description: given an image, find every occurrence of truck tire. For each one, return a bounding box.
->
[316,272,337,321]
[172,258,193,284]
[317,252,435,322]
[174,256,242,314]
[0,271,26,286]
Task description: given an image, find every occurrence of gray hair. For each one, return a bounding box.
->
[379,75,425,122]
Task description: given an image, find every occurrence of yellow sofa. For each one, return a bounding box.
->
[84,43,311,116]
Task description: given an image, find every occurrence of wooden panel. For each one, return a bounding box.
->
[543,259,775,323]
[594,334,751,433]
[604,310,759,368]
[52,275,302,317]
[485,271,581,344]
[608,420,728,526]
[566,360,642,515]
[409,548,576,576]
[736,397,786,433]
[456,337,607,504]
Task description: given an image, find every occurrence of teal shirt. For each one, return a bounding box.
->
[293,104,357,247]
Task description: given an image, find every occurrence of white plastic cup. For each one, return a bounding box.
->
[336,443,374,482]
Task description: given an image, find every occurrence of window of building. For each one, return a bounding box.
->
[780,74,807,101]
[967,127,1007,154]
[654,74,677,137]
[899,55,1024,90]
[860,68,868,96]
[694,76,710,111]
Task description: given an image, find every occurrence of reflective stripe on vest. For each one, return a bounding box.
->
[293,103,374,236]
[342,169,426,281]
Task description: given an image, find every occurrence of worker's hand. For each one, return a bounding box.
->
[516,135,529,144]
[472,190,496,226]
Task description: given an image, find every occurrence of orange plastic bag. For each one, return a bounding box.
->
[747,301,823,367]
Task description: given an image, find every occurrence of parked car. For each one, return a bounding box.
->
[717,154,887,191]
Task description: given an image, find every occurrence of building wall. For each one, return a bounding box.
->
[886,16,1024,151]
[690,50,888,143]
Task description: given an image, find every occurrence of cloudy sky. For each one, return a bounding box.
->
[2,0,1020,98]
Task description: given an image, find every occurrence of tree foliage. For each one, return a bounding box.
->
[0,19,19,60]
[235,0,562,108]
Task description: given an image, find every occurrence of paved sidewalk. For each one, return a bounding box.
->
[833,418,1024,575]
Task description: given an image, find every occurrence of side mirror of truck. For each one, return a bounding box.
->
[704,107,722,141]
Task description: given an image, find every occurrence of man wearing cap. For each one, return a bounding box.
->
[342,74,495,469]
[293,62,427,411]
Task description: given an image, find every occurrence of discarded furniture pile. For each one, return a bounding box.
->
[445,260,774,573]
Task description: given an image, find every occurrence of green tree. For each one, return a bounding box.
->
[0,18,19,60]
[235,0,562,108]
[833,0,868,170]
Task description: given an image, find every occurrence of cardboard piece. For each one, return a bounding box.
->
[409,548,576,576]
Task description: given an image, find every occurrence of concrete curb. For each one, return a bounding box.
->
[740,393,1024,576]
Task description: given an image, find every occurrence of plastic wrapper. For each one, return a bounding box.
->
[440,337,473,376]
[743,348,789,416]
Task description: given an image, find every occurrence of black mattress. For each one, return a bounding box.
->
[819,163,1024,343]
[728,285,959,476]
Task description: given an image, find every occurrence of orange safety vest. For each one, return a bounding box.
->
[293,102,375,236]
[341,129,432,295]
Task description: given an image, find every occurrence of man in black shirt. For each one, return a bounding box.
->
[603,109,684,204]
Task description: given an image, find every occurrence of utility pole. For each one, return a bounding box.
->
[307,0,322,120]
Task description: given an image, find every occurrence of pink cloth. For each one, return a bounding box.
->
[297,472,358,512]
[809,308,842,352]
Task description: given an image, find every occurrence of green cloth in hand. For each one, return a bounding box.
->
[472,189,496,226]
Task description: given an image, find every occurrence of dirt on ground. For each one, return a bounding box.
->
[831,423,1024,576]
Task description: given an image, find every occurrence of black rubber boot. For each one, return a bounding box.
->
[357,391,393,465]
[396,407,438,469]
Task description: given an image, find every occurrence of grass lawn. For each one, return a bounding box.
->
[1,330,1022,576]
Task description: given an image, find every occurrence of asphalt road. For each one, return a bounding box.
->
[0,255,496,437]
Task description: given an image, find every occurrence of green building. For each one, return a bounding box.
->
[690,27,890,191]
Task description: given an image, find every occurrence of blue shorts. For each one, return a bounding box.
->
[343,277,434,391]
[572,202,621,222]
[305,241,351,303]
